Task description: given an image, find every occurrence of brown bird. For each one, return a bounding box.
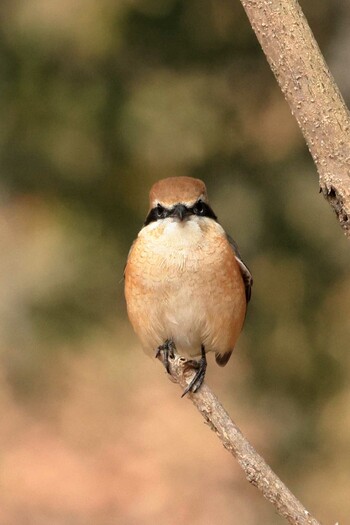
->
[124,177,252,395]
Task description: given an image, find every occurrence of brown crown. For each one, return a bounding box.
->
[149,177,208,208]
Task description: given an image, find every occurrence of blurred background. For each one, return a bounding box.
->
[0,0,349,523]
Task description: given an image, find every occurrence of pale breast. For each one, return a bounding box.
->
[124,217,246,357]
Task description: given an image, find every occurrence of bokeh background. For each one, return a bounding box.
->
[1,1,350,524]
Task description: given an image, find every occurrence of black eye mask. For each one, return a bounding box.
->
[144,200,217,226]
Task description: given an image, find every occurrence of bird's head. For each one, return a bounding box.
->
[144,177,217,226]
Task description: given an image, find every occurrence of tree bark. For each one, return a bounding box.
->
[239,0,350,237]
[161,353,321,525]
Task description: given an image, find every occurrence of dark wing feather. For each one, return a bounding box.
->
[215,351,233,367]
[226,234,253,302]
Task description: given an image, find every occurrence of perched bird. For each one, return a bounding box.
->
[124,177,252,396]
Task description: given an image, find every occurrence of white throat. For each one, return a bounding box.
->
[144,216,205,249]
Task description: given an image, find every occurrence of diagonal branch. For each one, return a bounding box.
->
[159,352,322,525]
[239,0,350,237]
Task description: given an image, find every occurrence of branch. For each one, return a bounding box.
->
[239,0,350,237]
[160,352,322,525]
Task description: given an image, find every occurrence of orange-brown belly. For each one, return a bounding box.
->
[124,220,246,357]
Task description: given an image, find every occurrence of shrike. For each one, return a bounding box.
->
[124,177,252,396]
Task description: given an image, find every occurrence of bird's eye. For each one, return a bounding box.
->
[156,204,165,218]
[193,200,205,215]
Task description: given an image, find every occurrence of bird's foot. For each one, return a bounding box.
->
[181,345,207,397]
[155,339,176,374]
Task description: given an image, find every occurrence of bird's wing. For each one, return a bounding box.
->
[215,235,253,367]
[227,234,253,302]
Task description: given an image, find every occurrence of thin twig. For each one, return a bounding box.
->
[159,352,322,525]
[239,0,350,237]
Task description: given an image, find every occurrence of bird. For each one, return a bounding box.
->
[124,176,252,396]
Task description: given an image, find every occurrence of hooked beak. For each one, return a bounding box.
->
[171,204,189,221]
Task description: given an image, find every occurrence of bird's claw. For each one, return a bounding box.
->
[156,341,207,397]
[155,339,175,374]
[181,345,207,397]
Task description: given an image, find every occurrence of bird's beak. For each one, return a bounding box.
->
[172,204,189,221]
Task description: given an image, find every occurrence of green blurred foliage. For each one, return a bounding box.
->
[0,0,349,477]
